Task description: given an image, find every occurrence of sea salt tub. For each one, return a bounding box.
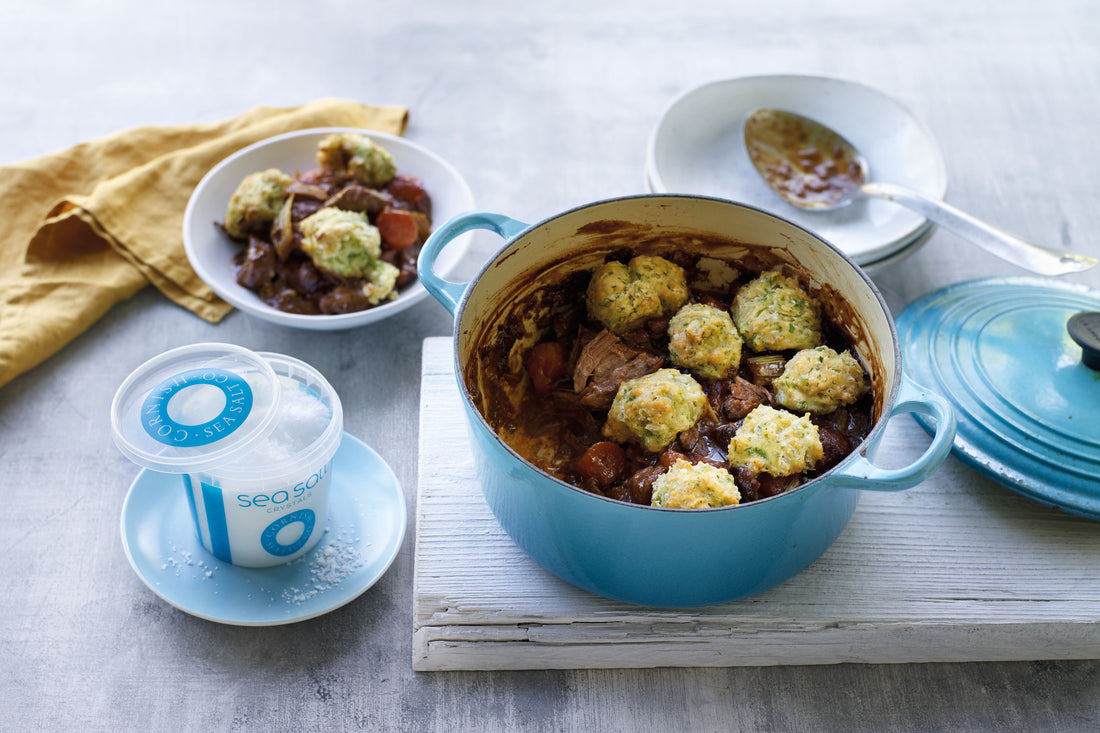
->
[111,344,343,567]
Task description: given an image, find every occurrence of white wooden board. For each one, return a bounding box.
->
[412,337,1100,671]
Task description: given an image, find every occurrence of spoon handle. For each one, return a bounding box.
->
[860,182,1096,276]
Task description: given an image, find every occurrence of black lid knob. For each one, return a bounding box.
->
[1068,311,1100,370]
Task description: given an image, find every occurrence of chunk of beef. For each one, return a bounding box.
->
[813,419,852,471]
[378,243,420,287]
[730,465,798,502]
[723,376,773,420]
[279,256,332,295]
[679,420,738,464]
[618,317,671,354]
[572,329,665,410]
[317,285,373,314]
[397,245,420,286]
[573,330,627,392]
[295,167,345,196]
[821,406,874,447]
[386,174,432,216]
[263,286,320,315]
[611,464,665,505]
[290,197,324,223]
[323,184,394,215]
[235,236,276,290]
[758,473,798,498]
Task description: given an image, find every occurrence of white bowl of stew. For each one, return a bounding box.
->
[184,127,475,330]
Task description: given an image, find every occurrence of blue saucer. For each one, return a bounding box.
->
[120,433,406,625]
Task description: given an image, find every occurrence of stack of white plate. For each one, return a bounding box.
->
[645,74,946,274]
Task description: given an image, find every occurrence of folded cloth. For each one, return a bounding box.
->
[0,99,408,390]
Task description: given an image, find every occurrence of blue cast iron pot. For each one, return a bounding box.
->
[418,195,955,608]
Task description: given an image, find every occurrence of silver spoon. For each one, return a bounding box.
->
[743,108,1096,276]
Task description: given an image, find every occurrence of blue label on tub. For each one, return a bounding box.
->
[141,368,253,447]
[260,510,316,556]
[200,480,234,564]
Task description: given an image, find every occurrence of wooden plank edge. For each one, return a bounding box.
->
[413,621,1100,671]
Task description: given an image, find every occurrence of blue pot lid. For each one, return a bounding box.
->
[897,277,1100,520]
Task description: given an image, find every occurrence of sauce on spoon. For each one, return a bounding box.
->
[743,108,866,209]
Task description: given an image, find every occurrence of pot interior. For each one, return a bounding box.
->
[457,195,898,494]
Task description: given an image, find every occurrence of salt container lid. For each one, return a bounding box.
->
[897,277,1100,521]
[110,343,281,474]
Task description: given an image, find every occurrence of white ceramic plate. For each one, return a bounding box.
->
[120,433,406,625]
[184,128,475,330]
[860,222,934,275]
[646,75,947,265]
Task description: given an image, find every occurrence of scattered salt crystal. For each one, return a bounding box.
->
[280,528,364,605]
[159,544,219,579]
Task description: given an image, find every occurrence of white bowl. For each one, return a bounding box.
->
[646,74,947,266]
[184,127,475,330]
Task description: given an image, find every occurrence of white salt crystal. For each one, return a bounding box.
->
[234,375,332,467]
[279,528,364,605]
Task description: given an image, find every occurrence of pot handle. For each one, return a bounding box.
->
[417,211,529,316]
[828,374,957,492]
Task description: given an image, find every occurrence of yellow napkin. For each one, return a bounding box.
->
[0,99,408,390]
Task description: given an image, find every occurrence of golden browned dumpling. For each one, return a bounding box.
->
[224,168,293,239]
[316,133,397,187]
[727,405,823,477]
[586,255,689,334]
[667,303,743,379]
[602,368,706,452]
[732,269,822,352]
[297,207,399,305]
[774,346,869,415]
[651,459,741,509]
[298,208,382,277]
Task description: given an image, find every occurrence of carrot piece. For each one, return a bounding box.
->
[527,341,568,394]
[575,442,627,487]
[376,208,420,249]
